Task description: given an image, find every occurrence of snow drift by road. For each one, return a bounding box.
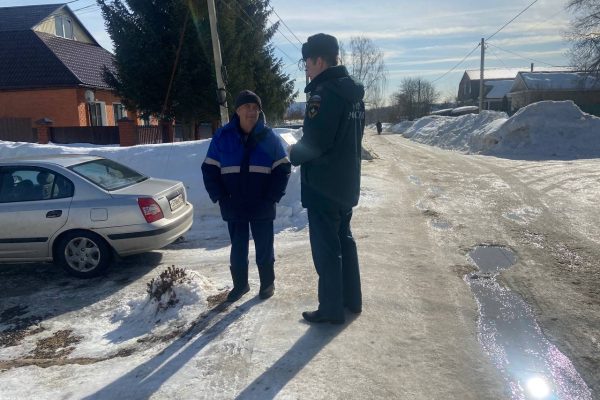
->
[389,101,600,159]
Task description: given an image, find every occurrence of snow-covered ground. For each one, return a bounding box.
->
[387,100,600,159]
[1,101,599,399]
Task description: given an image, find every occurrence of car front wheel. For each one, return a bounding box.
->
[56,231,111,278]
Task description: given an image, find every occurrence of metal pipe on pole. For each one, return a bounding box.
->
[207,0,229,125]
[479,37,485,112]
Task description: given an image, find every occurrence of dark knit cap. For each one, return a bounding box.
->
[301,33,339,60]
[234,90,262,110]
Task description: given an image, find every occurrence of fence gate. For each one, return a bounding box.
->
[0,118,37,143]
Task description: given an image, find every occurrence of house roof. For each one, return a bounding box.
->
[0,4,64,32]
[465,68,524,81]
[0,4,115,90]
[465,66,575,81]
[511,71,600,92]
[485,79,514,99]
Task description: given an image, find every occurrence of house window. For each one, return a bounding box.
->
[113,104,127,122]
[55,16,74,39]
[89,102,107,126]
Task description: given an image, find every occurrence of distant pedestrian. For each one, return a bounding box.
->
[289,33,365,324]
[376,121,382,135]
[202,90,291,302]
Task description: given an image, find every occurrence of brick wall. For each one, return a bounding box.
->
[0,87,129,127]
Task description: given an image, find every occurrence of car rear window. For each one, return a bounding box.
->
[70,159,147,191]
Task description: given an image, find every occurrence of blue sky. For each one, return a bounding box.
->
[3,0,574,103]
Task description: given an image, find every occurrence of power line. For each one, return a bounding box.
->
[486,45,511,70]
[431,43,481,83]
[270,6,303,46]
[487,42,559,67]
[486,0,539,41]
[219,0,297,64]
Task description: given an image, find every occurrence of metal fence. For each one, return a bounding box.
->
[0,118,37,142]
[50,126,120,145]
[136,126,164,144]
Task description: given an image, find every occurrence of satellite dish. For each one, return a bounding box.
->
[84,90,95,103]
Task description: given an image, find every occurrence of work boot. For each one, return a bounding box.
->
[302,310,344,325]
[226,284,250,302]
[259,283,275,300]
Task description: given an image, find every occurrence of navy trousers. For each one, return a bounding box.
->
[227,220,275,289]
[307,205,362,320]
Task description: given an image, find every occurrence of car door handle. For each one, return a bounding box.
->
[46,210,62,218]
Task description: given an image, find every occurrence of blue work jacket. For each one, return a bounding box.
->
[202,113,291,221]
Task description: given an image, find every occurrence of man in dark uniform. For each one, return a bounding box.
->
[289,33,365,324]
[202,90,291,302]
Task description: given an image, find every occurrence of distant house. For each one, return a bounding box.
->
[457,67,574,112]
[458,68,524,111]
[508,71,600,116]
[0,4,127,127]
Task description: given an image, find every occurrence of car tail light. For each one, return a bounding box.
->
[138,198,164,223]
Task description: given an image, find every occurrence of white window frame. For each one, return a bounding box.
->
[55,16,74,39]
[89,102,107,127]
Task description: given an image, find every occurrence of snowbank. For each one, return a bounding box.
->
[0,128,305,227]
[394,101,600,159]
[481,101,600,159]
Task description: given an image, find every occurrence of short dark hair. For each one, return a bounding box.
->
[302,33,339,66]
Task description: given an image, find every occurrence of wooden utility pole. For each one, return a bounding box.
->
[479,38,485,112]
[207,0,229,125]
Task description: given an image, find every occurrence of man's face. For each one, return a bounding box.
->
[305,56,326,80]
[236,102,260,133]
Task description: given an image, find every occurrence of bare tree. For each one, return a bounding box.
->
[566,0,600,75]
[392,77,438,120]
[340,36,387,108]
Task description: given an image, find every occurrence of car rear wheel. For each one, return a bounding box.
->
[56,231,111,278]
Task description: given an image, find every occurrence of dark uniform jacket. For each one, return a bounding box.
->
[202,113,291,222]
[289,65,365,209]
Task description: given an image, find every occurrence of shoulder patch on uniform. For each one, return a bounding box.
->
[307,95,321,119]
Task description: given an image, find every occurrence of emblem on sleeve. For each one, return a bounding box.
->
[307,95,321,119]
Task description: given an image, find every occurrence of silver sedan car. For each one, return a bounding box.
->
[0,154,193,277]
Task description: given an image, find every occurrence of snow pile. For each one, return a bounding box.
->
[103,267,216,346]
[481,101,600,158]
[391,120,415,134]
[402,111,508,152]
[395,101,600,159]
[0,128,306,227]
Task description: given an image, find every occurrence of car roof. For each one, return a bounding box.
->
[0,153,104,168]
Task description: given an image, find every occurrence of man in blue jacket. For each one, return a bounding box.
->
[289,33,365,324]
[202,90,291,302]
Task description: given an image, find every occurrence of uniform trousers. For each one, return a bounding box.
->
[307,204,362,320]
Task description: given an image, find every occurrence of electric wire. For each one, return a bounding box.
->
[431,43,481,83]
[487,42,559,67]
[486,0,539,41]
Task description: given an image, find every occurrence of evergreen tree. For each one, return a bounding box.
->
[97,0,295,123]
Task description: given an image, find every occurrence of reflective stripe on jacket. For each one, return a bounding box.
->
[202,113,291,221]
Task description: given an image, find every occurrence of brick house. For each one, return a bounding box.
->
[0,3,128,127]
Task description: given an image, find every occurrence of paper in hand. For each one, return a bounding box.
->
[280,133,298,146]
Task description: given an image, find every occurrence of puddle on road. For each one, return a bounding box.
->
[466,245,592,400]
[409,175,422,185]
[429,219,452,230]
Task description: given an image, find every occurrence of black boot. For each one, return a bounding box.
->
[227,265,249,302]
[258,263,275,300]
[226,284,250,302]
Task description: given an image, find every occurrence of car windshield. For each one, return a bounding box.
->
[70,159,147,191]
